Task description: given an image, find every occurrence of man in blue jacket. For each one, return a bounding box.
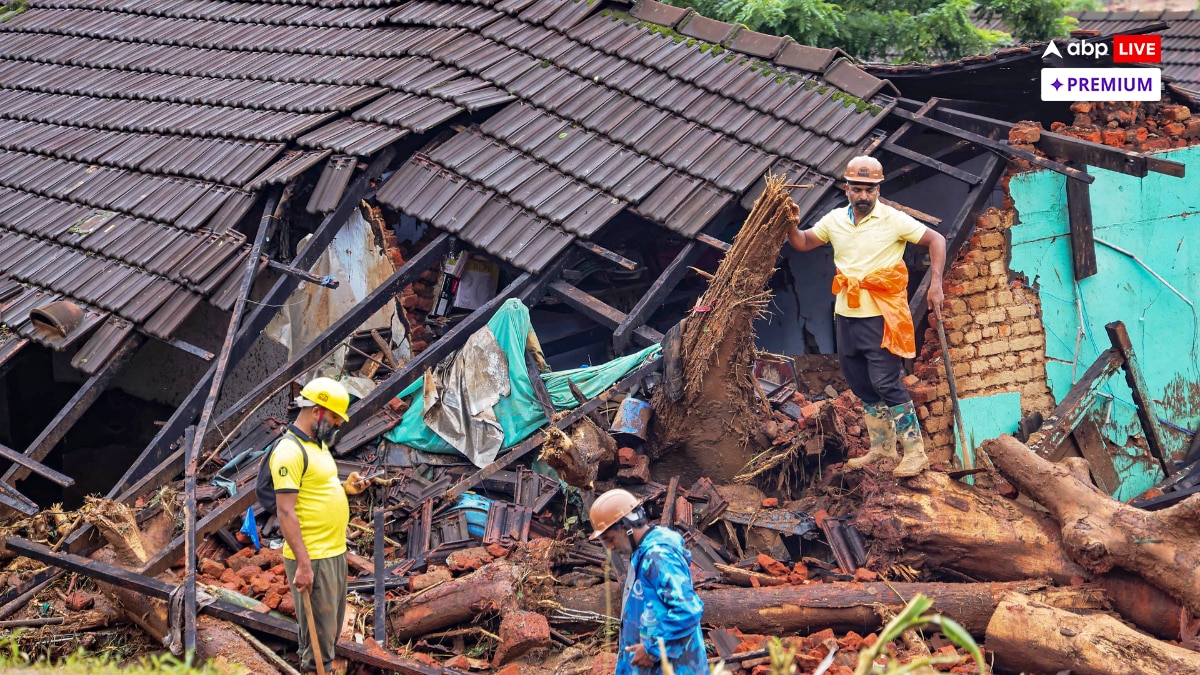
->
[589,489,706,675]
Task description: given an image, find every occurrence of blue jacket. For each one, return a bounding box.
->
[615,526,706,675]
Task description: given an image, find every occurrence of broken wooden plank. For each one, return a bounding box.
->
[207,233,451,457]
[1107,320,1172,476]
[106,147,397,506]
[573,240,637,270]
[140,482,259,577]
[695,233,731,252]
[374,507,386,646]
[336,272,534,453]
[0,441,74,487]
[525,349,555,425]
[6,538,447,675]
[1030,348,1124,461]
[546,280,663,347]
[878,141,983,185]
[1073,417,1120,494]
[613,239,704,354]
[441,357,663,504]
[1066,163,1097,280]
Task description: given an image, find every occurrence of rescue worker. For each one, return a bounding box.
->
[589,489,705,675]
[786,156,946,477]
[273,377,374,674]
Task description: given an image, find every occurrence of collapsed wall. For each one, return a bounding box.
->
[907,206,1056,464]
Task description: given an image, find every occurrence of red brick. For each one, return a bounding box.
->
[589,653,618,675]
[250,572,275,595]
[227,555,260,574]
[237,565,260,581]
[756,553,789,577]
[1050,121,1067,132]
[446,547,494,573]
[1164,122,1186,137]
[411,567,453,592]
[1102,130,1125,147]
[220,568,241,585]
[263,590,284,610]
[617,446,637,466]
[229,547,256,560]
[1069,102,1092,114]
[1071,129,1102,144]
[616,454,650,485]
[854,568,879,582]
[492,610,551,666]
[1161,104,1192,121]
[444,655,470,670]
[494,665,522,675]
[1007,121,1040,144]
[65,592,95,612]
[760,497,778,508]
[270,564,286,577]
[839,631,864,651]
[199,558,225,579]
[788,562,809,584]
[1142,137,1172,151]
[278,594,296,616]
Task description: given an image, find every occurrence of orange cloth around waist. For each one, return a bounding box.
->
[832,261,916,358]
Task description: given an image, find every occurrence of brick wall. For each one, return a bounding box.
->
[907,206,1057,464]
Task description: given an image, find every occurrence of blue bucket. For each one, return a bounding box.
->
[449,493,492,538]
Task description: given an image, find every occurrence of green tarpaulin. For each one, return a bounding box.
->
[382,299,660,456]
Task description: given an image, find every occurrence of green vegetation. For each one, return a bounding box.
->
[664,0,1078,63]
[0,0,27,21]
[0,636,242,675]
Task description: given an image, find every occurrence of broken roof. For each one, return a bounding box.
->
[0,0,897,361]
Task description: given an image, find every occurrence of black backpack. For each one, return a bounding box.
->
[256,431,309,514]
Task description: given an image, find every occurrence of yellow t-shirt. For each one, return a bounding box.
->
[810,201,927,318]
[270,429,349,561]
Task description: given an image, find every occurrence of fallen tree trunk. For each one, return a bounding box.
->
[855,470,1086,584]
[555,580,1105,637]
[984,434,1200,614]
[651,174,801,482]
[987,593,1200,675]
[387,560,517,639]
[83,501,282,673]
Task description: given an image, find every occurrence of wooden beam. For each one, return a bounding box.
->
[613,239,703,354]
[149,334,214,362]
[878,197,941,228]
[547,281,663,347]
[5,539,446,675]
[1106,321,1172,476]
[184,186,283,654]
[1066,163,1098,280]
[1028,348,1124,461]
[0,482,38,515]
[0,440,74,487]
[4,335,143,486]
[205,233,451,457]
[573,240,637,271]
[695,233,731,252]
[335,272,534,452]
[909,153,1006,329]
[104,147,396,507]
[930,104,1184,180]
[140,482,259,577]
[882,140,978,192]
[878,141,983,185]
[442,356,663,504]
[0,338,29,380]
[890,107,1094,184]
[1073,417,1120,494]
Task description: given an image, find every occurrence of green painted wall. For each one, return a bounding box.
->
[1007,145,1200,501]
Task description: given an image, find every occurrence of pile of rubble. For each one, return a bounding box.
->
[1007,101,1199,153]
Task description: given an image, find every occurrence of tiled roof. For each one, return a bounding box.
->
[973,10,1200,90]
[0,0,894,366]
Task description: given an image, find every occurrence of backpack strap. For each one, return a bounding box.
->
[273,431,310,483]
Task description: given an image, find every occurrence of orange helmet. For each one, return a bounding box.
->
[843,156,884,184]
[588,489,641,540]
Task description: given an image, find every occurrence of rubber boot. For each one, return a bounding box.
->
[891,401,930,477]
[845,401,898,470]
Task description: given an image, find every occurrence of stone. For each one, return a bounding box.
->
[492,610,551,667]
[446,547,495,573]
[486,543,511,559]
[410,566,453,592]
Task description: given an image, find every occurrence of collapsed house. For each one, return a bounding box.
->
[0,0,1198,672]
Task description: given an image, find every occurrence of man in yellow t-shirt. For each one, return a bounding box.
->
[787,156,946,478]
[271,377,373,674]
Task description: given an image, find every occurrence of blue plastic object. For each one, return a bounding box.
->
[240,506,261,550]
[449,493,492,538]
[611,396,652,438]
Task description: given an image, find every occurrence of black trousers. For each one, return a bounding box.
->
[835,314,911,407]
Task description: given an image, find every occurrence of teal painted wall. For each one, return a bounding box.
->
[1007,145,1200,501]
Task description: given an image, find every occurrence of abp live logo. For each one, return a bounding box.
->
[1113,35,1162,63]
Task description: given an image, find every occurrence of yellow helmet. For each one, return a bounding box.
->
[299,377,350,422]
[588,489,641,540]
[843,156,884,184]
